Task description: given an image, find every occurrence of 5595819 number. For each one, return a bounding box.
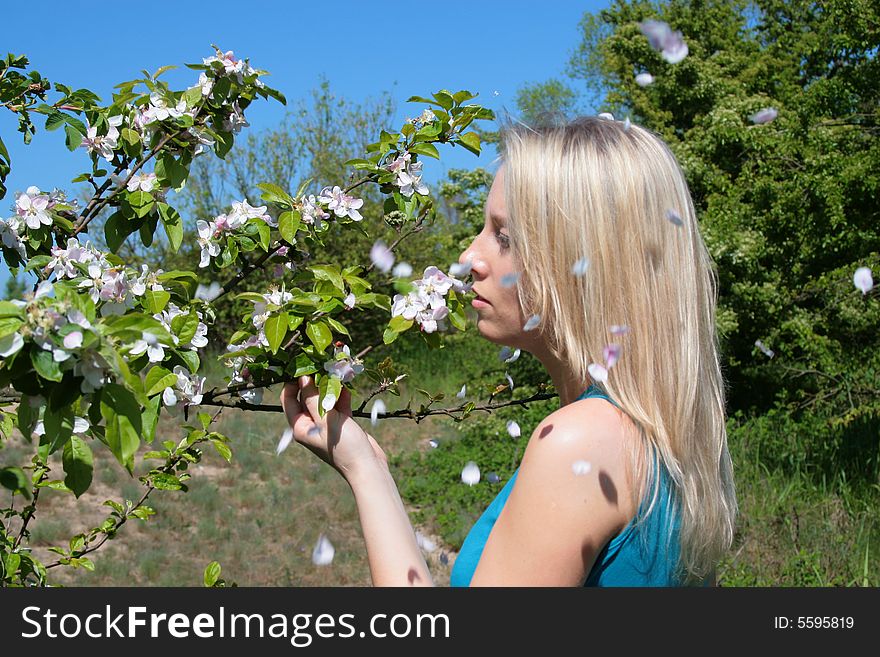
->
[797,617,854,629]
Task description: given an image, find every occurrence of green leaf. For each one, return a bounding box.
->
[64,124,83,151]
[204,561,221,587]
[155,154,188,189]
[31,348,63,382]
[0,466,30,498]
[41,406,73,455]
[0,300,24,318]
[264,312,289,355]
[127,191,155,218]
[255,220,270,251]
[457,132,481,155]
[325,316,351,338]
[256,182,294,207]
[278,210,301,244]
[62,435,93,498]
[409,142,440,159]
[388,315,414,333]
[158,203,183,252]
[121,127,140,146]
[0,317,22,339]
[143,289,171,314]
[318,375,342,418]
[171,311,199,345]
[104,210,137,253]
[212,439,232,463]
[145,366,177,397]
[345,158,378,170]
[305,320,333,353]
[309,265,344,293]
[432,91,454,111]
[141,394,161,444]
[100,383,142,472]
[151,472,185,491]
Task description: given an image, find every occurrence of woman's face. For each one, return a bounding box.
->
[458,166,533,348]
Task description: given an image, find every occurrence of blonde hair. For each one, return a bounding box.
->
[499,115,737,583]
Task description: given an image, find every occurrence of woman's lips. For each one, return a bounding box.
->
[472,295,490,307]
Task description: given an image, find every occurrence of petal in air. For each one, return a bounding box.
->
[505,372,515,391]
[610,324,630,336]
[428,438,440,449]
[370,399,386,426]
[572,460,592,476]
[461,461,481,486]
[456,384,467,399]
[755,340,775,358]
[370,240,394,273]
[312,533,335,566]
[276,427,294,455]
[588,363,608,383]
[571,257,590,277]
[635,72,654,87]
[853,267,873,295]
[392,262,413,278]
[665,209,684,226]
[486,472,501,484]
[321,391,337,412]
[500,272,521,288]
[506,420,521,438]
[523,314,541,331]
[499,346,521,363]
[749,107,778,125]
[415,531,437,553]
[603,343,622,369]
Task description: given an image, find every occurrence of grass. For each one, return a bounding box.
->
[2,328,878,586]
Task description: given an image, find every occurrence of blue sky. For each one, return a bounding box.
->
[1,0,608,290]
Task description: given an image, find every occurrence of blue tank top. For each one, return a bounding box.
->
[449,383,691,587]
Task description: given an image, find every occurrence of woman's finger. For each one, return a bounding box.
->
[281,382,303,427]
[299,375,321,419]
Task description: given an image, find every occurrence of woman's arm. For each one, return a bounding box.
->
[280,376,433,586]
[347,461,434,586]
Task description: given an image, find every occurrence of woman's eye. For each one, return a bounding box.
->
[495,230,510,250]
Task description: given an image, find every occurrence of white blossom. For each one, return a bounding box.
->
[126,172,158,193]
[16,186,52,230]
[319,185,364,221]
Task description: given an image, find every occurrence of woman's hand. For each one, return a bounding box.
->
[279,375,388,481]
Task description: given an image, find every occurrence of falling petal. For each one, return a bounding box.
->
[665,208,683,226]
[603,343,622,369]
[523,314,541,331]
[343,292,356,309]
[370,398,386,426]
[500,272,521,288]
[312,533,335,566]
[428,438,440,449]
[33,420,45,436]
[415,531,436,552]
[755,340,775,359]
[854,267,873,295]
[572,257,590,277]
[456,384,467,399]
[610,324,630,336]
[507,420,521,438]
[588,363,608,383]
[370,240,394,273]
[392,262,413,278]
[505,371,515,391]
[276,427,294,455]
[439,552,449,565]
[499,346,521,363]
[449,261,472,277]
[195,281,222,301]
[635,73,654,87]
[749,107,778,125]
[598,112,614,120]
[72,417,89,434]
[461,461,480,486]
[623,117,631,132]
[572,460,592,476]
[493,90,501,96]
[321,391,338,412]
[486,472,501,484]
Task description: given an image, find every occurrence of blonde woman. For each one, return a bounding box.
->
[280,116,737,586]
